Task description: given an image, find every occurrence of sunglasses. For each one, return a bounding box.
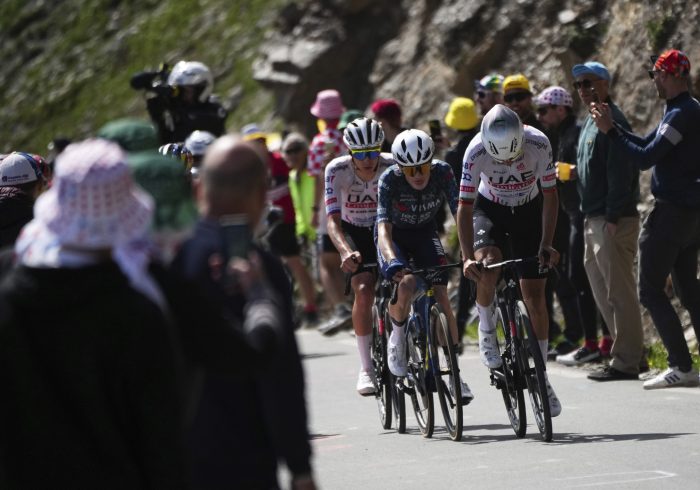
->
[284,146,304,155]
[648,69,662,79]
[536,105,557,115]
[350,148,381,160]
[573,79,596,90]
[504,92,530,103]
[400,162,431,177]
[477,90,489,99]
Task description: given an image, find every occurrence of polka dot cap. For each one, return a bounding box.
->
[535,86,574,107]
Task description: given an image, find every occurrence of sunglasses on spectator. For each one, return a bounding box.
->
[477,91,489,99]
[350,148,381,160]
[537,105,557,115]
[284,146,304,154]
[573,79,596,90]
[504,92,530,103]
[648,69,662,79]
[399,162,431,177]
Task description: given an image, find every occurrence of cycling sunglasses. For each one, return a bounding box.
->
[504,92,530,103]
[350,148,381,160]
[573,79,595,90]
[399,162,431,177]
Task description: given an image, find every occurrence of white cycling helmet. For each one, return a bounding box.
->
[391,129,434,166]
[481,104,524,162]
[185,130,216,156]
[168,61,214,102]
[342,117,384,150]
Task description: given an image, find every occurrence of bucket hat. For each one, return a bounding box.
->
[310,89,345,120]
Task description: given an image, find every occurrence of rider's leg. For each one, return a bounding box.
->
[520,277,548,362]
[473,246,503,368]
[434,285,457,344]
[387,274,417,376]
[352,272,376,373]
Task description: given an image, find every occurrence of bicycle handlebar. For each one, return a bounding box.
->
[388,262,462,305]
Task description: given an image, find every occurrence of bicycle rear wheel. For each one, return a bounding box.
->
[515,300,552,442]
[385,308,406,434]
[371,304,392,430]
[406,319,434,438]
[495,304,526,438]
[429,304,463,441]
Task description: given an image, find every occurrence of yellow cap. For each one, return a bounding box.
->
[503,74,531,94]
[444,97,477,131]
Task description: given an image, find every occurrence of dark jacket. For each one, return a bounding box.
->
[0,187,33,249]
[0,262,186,490]
[444,128,479,180]
[146,95,227,144]
[549,114,582,215]
[173,219,312,489]
[576,98,639,222]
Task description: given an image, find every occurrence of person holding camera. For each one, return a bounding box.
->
[131,60,228,144]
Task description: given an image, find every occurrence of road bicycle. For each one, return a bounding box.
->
[396,262,464,441]
[481,256,553,442]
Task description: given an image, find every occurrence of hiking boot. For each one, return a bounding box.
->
[587,366,638,381]
[387,341,407,377]
[643,367,700,390]
[478,329,502,369]
[449,374,474,405]
[556,346,600,366]
[356,369,376,396]
[546,379,562,417]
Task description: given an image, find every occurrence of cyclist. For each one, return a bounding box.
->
[376,129,474,404]
[456,104,562,416]
[325,117,393,395]
[185,129,216,170]
[159,142,195,173]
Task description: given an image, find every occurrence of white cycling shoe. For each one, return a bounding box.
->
[388,340,408,377]
[546,379,562,417]
[356,370,376,396]
[478,329,503,369]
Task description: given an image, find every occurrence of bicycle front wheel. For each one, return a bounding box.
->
[371,304,392,430]
[515,300,552,442]
[406,319,434,438]
[495,304,526,438]
[429,304,463,441]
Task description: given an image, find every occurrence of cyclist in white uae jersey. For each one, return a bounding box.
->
[325,117,393,395]
[456,104,563,416]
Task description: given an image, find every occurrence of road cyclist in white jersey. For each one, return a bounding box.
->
[325,117,394,395]
[456,104,563,416]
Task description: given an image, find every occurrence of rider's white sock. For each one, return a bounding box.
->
[476,302,495,333]
[538,339,549,365]
[357,334,372,372]
[390,320,406,346]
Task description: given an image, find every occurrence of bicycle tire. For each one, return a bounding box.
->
[515,300,552,442]
[385,308,406,434]
[371,304,392,430]
[429,304,463,441]
[406,318,434,438]
[495,304,527,438]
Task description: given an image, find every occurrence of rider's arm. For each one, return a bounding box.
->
[377,221,397,262]
[327,214,354,259]
[456,202,475,260]
[540,188,559,248]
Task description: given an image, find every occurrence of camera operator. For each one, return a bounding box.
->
[131,60,228,144]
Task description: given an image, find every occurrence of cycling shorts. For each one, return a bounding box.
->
[266,223,301,257]
[318,233,338,254]
[375,222,449,285]
[472,193,546,279]
[341,221,377,276]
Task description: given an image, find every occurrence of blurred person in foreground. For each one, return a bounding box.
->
[590,49,700,389]
[0,139,186,489]
[172,135,316,489]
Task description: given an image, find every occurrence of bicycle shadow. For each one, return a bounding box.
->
[301,352,347,360]
[547,431,695,445]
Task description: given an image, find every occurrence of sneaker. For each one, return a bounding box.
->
[556,346,601,366]
[356,369,376,395]
[547,340,578,360]
[587,366,638,381]
[643,367,700,390]
[449,374,474,405]
[387,341,407,377]
[317,312,352,336]
[546,380,562,417]
[478,329,503,369]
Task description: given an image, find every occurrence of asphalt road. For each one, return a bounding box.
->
[296,328,700,489]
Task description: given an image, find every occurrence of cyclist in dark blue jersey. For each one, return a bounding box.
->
[376,129,473,403]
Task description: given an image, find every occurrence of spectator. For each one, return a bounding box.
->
[174,136,316,489]
[282,133,317,246]
[339,109,365,131]
[0,152,47,248]
[371,98,406,152]
[474,74,504,117]
[590,49,700,389]
[572,61,645,381]
[308,89,352,333]
[244,123,319,326]
[503,74,543,130]
[0,139,186,488]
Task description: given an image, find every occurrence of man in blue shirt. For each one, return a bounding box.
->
[591,49,700,389]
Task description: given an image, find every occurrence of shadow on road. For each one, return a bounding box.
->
[548,432,695,445]
[301,352,347,360]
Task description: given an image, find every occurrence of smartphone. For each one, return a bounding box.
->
[590,87,600,103]
[428,119,443,139]
[220,214,251,261]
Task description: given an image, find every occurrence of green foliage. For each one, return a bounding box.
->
[646,340,700,371]
[646,15,677,52]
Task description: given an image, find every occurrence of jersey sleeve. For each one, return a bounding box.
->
[458,137,483,205]
[324,159,343,217]
[534,131,556,192]
[438,161,459,215]
[376,167,393,224]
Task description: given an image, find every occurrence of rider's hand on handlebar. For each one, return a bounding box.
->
[538,245,560,268]
[341,251,362,273]
[463,258,482,281]
[385,258,408,283]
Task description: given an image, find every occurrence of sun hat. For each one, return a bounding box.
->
[339,109,365,130]
[242,123,267,142]
[444,97,478,131]
[654,49,690,77]
[127,152,198,232]
[310,89,345,120]
[571,61,611,81]
[535,86,574,107]
[31,138,153,249]
[474,74,504,93]
[0,152,44,186]
[97,119,159,153]
[503,74,532,94]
